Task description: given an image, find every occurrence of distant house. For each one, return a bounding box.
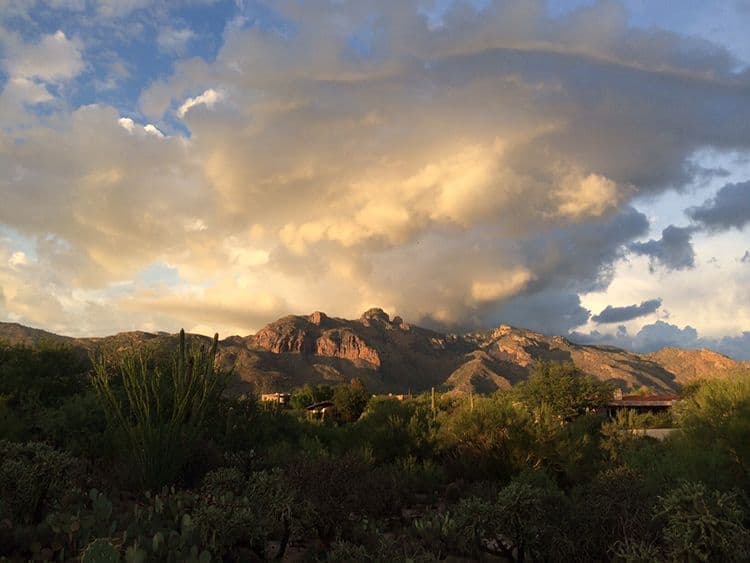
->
[382,393,412,401]
[306,400,335,421]
[606,390,681,441]
[261,392,291,406]
[606,390,680,417]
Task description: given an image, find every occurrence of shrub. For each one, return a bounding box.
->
[452,471,571,561]
[0,440,80,524]
[674,377,750,487]
[571,466,659,560]
[436,394,530,480]
[656,481,750,562]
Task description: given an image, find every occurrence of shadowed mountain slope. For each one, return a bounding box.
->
[2,309,748,394]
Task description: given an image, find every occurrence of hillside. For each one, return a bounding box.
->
[2,309,748,394]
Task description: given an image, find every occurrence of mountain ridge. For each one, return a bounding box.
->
[1,309,748,395]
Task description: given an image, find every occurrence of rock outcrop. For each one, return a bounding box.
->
[2,310,748,395]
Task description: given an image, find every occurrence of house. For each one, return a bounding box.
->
[306,400,335,421]
[606,390,680,417]
[606,390,681,441]
[261,392,291,406]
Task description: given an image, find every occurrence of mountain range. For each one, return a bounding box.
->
[1,308,748,395]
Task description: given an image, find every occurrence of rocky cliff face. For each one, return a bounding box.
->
[249,312,382,367]
[2,311,748,395]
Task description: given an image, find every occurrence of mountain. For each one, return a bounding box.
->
[1,309,748,395]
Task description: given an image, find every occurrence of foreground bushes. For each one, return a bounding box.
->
[2,339,750,560]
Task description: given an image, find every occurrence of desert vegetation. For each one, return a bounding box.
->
[1,336,750,561]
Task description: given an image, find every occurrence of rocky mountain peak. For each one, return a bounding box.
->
[360,308,390,325]
[308,311,329,326]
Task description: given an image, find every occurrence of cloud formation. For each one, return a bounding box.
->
[592,298,662,324]
[687,181,750,231]
[572,321,750,361]
[0,0,749,348]
[629,226,697,272]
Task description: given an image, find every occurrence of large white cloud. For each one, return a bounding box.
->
[0,0,749,343]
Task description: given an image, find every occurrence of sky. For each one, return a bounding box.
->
[0,1,749,360]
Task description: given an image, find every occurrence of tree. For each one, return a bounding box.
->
[674,377,750,486]
[289,384,333,410]
[332,378,369,423]
[515,361,613,421]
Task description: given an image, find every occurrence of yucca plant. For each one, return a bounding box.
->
[91,330,229,489]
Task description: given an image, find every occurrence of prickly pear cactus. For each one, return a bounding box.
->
[81,538,120,562]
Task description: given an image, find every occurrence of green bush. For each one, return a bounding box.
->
[436,394,530,480]
[674,377,750,488]
[452,471,571,561]
[515,361,613,421]
[332,378,369,423]
[0,440,81,524]
[656,481,750,562]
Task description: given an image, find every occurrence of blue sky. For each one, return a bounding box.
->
[1,0,749,359]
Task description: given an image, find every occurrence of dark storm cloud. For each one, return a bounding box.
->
[592,298,662,324]
[629,225,697,271]
[494,290,591,336]
[687,181,750,231]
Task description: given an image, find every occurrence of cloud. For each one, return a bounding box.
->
[572,321,750,361]
[629,225,697,272]
[687,181,750,231]
[494,290,591,336]
[177,88,223,118]
[4,30,84,82]
[592,298,662,324]
[7,251,28,270]
[157,26,195,55]
[2,1,750,338]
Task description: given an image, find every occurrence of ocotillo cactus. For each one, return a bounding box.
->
[91,328,229,488]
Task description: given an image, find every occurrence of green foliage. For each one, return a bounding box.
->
[6,343,750,561]
[601,408,653,463]
[436,393,530,480]
[572,466,659,560]
[674,377,750,486]
[412,511,462,559]
[0,440,80,524]
[81,538,120,563]
[525,406,603,485]
[656,481,750,562]
[354,397,435,462]
[452,471,571,561]
[37,390,110,458]
[91,329,229,488]
[332,378,369,423]
[290,383,333,410]
[515,361,613,420]
[0,341,88,409]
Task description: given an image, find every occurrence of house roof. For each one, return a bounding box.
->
[305,400,335,411]
[608,394,681,407]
